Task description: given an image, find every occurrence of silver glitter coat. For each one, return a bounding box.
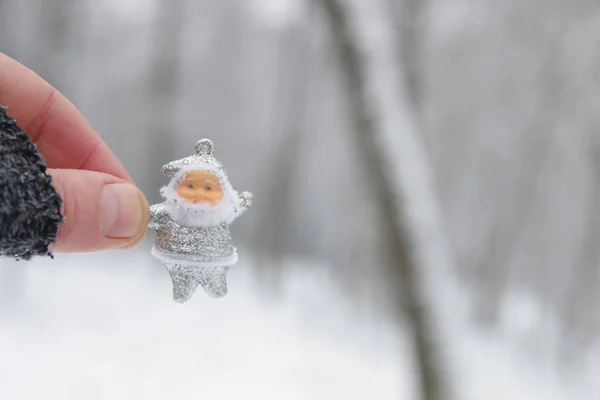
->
[149,195,252,266]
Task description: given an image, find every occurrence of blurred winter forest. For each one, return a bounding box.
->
[1,0,600,399]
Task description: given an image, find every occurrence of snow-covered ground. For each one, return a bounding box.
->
[0,249,408,400]
[0,248,596,399]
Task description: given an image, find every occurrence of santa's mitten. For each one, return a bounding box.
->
[239,191,253,210]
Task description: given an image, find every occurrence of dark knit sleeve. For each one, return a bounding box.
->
[0,105,64,260]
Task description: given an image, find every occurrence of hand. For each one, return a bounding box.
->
[0,53,150,253]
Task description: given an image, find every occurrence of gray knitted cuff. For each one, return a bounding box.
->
[0,105,64,260]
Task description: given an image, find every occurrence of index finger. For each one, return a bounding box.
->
[0,52,132,182]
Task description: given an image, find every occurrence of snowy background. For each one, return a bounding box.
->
[1,0,600,399]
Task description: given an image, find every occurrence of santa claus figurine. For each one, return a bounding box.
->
[148,139,253,303]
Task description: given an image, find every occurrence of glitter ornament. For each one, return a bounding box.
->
[148,139,253,303]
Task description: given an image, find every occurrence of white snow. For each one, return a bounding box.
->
[0,249,596,399]
[0,250,406,400]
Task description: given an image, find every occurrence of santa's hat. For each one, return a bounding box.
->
[159,138,250,227]
[160,139,240,209]
[161,138,228,180]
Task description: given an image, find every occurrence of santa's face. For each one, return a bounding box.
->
[161,168,240,227]
[177,170,223,205]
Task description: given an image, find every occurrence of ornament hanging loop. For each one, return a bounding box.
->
[195,138,214,155]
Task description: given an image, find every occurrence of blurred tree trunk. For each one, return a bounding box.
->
[320,1,448,399]
[0,1,8,56]
[473,26,566,326]
[257,8,314,286]
[561,141,600,362]
[0,1,6,46]
[390,0,426,112]
[146,0,184,202]
[35,0,78,93]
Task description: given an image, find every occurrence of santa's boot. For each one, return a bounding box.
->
[198,266,229,298]
[164,264,200,303]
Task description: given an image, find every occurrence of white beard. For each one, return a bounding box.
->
[160,176,240,228]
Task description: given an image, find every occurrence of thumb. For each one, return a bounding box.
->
[48,168,150,252]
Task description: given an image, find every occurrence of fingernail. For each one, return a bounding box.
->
[100,183,145,239]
